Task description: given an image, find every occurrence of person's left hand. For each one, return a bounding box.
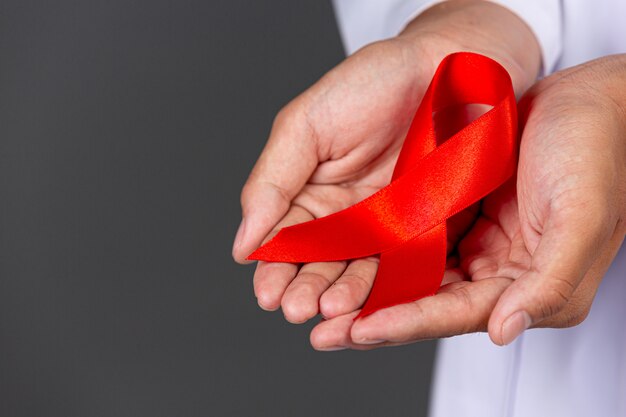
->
[309,54,626,350]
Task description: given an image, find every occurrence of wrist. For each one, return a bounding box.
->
[398,0,541,96]
[564,55,626,133]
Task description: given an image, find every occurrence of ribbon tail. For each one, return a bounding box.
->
[357,223,447,318]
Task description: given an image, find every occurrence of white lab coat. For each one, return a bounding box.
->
[332,1,626,416]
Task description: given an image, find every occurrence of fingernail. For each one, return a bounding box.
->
[233,218,246,252]
[501,310,531,345]
[354,338,385,345]
[317,346,347,352]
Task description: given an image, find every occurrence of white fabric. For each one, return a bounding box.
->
[430,245,626,417]
[332,0,626,74]
[485,0,562,74]
[332,1,626,416]
[331,0,437,54]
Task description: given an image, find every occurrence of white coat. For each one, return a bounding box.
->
[332,1,626,415]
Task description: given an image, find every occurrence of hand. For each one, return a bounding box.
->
[311,54,626,350]
[232,1,539,324]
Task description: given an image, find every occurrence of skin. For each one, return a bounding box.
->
[232,0,626,350]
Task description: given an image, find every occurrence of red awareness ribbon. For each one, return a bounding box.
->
[248,52,518,318]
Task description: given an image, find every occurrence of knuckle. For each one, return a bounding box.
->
[273,103,294,127]
[615,215,626,238]
[537,278,575,318]
[305,271,333,288]
[552,302,592,328]
[324,276,367,312]
[451,284,487,334]
[565,306,591,327]
[394,302,427,341]
[289,275,318,296]
[273,98,320,149]
[452,284,474,313]
[274,97,309,131]
[340,273,371,293]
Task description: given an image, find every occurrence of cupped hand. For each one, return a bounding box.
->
[233,2,540,325]
[310,54,626,351]
[233,38,439,322]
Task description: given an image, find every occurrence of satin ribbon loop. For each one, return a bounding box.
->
[248,52,518,318]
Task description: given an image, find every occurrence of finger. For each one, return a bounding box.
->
[349,278,512,345]
[517,224,624,329]
[281,261,347,324]
[488,199,616,345]
[313,267,468,350]
[310,311,409,351]
[538,266,600,329]
[310,311,378,351]
[253,205,314,310]
[318,257,379,319]
[233,103,319,263]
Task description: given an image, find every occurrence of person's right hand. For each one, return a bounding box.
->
[232,0,540,324]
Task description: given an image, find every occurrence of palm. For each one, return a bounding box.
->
[245,42,433,321]
[249,41,493,323]
[459,180,531,285]
[289,41,436,219]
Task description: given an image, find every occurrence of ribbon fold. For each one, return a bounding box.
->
[249,52,518,318]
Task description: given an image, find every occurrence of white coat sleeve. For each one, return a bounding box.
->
[332,0,563,75]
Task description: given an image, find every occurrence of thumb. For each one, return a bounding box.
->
[232,104,319,263]
[488,199,615,345]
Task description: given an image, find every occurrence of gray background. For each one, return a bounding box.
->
[0,1,436,416]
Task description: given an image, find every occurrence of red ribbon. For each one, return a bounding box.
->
[248,52,518,318]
